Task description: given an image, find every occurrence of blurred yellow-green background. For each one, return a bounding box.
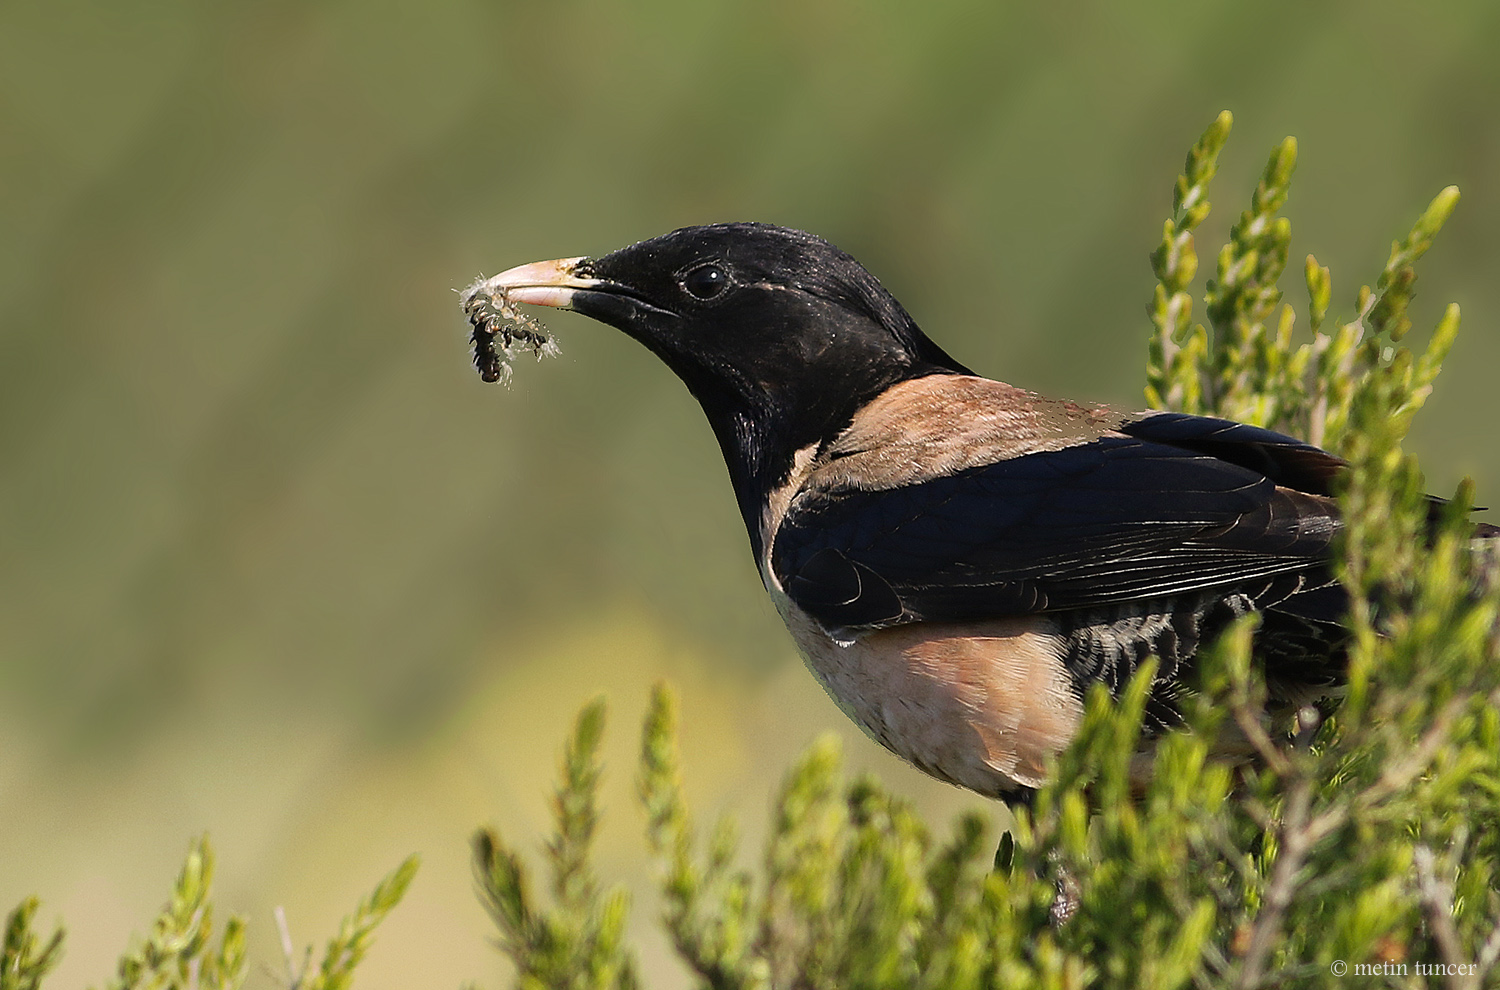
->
[3,1,1499,986]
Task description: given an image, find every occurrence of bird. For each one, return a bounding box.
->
[473,221,1492,806]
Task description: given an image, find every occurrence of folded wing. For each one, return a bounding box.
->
[771,413,1345,635]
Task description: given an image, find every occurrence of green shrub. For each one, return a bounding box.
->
[2,839,416,990]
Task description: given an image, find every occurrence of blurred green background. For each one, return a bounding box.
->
[3,1,1498,986]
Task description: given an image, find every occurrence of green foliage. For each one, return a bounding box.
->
[2,838,415,990]
[98,837,246,990]
[2,900,63,990]
[1147,109,1230,418]
[279,855,420,990]
[1146,112,1460,453]
[473,698,638,990]
[639,684,1008,990]
[470,113,1500,989]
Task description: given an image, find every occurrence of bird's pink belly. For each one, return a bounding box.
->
[776,603,1085,796]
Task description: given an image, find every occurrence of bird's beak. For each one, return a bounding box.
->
[467,256,597,310]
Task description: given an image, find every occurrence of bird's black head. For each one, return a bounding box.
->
[482,223,971,532]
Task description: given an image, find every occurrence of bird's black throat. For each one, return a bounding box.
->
[568,222,972,560]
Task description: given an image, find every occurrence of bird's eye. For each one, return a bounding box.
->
[681,264,729,300]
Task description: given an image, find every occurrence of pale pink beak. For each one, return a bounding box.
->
[463,256,597,310]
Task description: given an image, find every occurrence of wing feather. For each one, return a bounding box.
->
[771,420,1342,635]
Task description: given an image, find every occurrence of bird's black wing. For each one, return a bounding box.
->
[770,414,1344,634]
[1117,412,1345,494]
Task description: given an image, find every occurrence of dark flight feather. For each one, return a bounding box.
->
[771,425,1344,635]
